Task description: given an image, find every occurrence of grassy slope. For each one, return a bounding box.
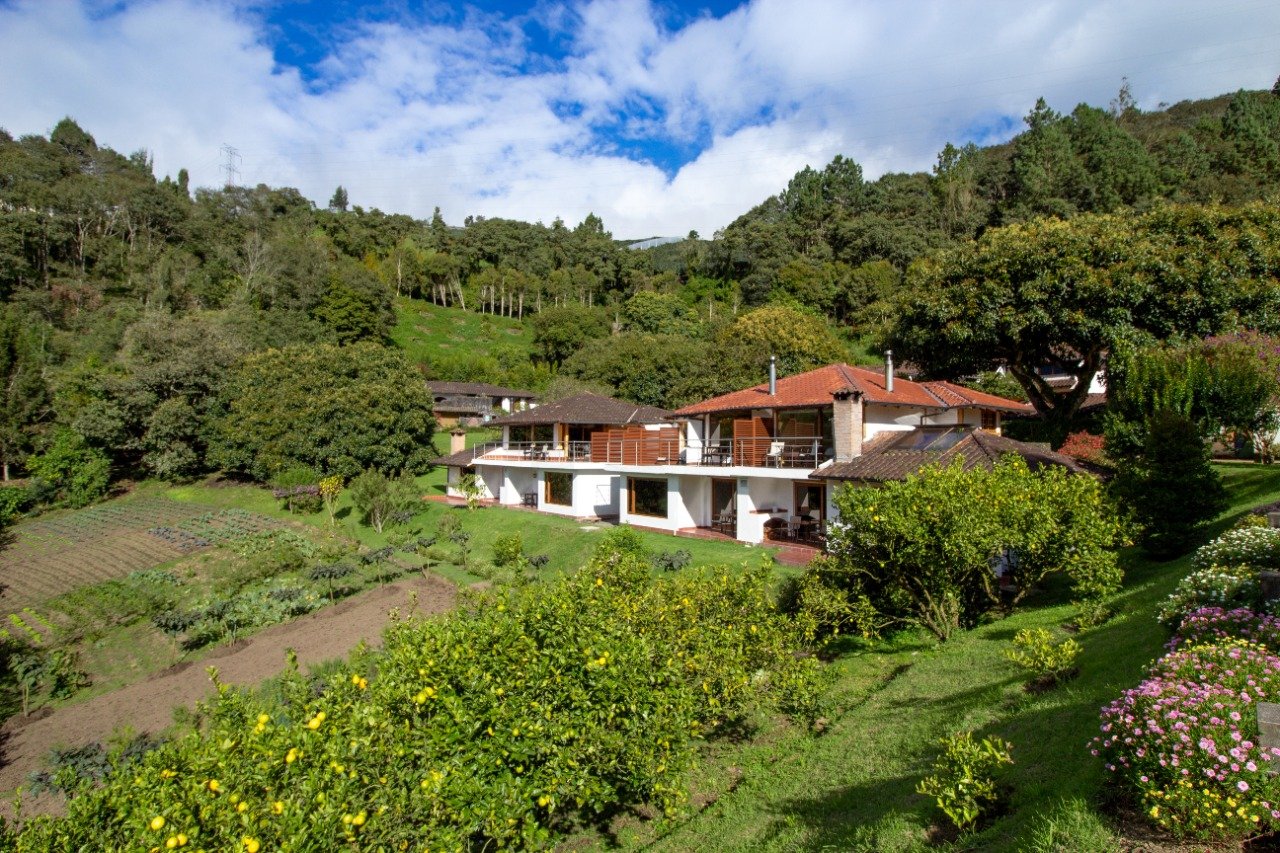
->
[391,296,533,368]
[599,461,1280,853]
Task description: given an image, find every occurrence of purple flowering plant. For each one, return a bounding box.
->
[1168,607,1280,653]
[1092,641,1280,839]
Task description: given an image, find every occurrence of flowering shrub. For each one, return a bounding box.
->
[1058,431,1108,466]
[1092,641,1280,840]
[1192,527,1280,572]
[1169,608,1280,653]
[1157,565,1259,629]
[14,558,819,851]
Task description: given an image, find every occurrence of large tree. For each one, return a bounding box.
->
[211,342,435,481]
[890,204,1280,438]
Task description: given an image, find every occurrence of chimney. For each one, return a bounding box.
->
[832,390,863,462]
[450,428,466,455]
[769,356,777,396]
[884,350,894,394]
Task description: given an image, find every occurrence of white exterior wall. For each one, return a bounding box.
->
[864,404,923,442]
[446,465,499,500]
[735,476,797,543]
[501,468,537,506]
[678,475,712,528]
[538,470,617,519]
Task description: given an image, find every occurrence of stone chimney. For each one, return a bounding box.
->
[884,349,894,393]
[832,390,863,462]
[450,428,466,455]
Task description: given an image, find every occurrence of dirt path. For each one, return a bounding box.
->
[0,573,458,801]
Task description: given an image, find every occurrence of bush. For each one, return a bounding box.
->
[271,466,323,514]
[916,731,1014,831]
[1058,431,1108,466]
[1092,641,1280,840]
[779,556,886,647]
[825,457,1123,641]
[1157,564,1261,628]
[1111,410,1227,559]
[1192,526,1280,571]
[24,429,110,509]
[1169,607,1280,652]
[14,563,818,850]
[492,533,524,568]
[1005,628,1081,684]
[349,470,418,534]
[653,549,691,572]
[0,483,31,521]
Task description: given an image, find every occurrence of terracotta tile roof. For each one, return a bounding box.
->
[424,381,536,399]
[920,381,1035,414]
[673,363,1026,416]
[433,447,486,468]
[488,393,672,427]
[820,427,1088,482]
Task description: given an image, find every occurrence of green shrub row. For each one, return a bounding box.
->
[13,553,819,851]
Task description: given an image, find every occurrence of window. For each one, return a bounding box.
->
[545,472,572,506]
[777,409,821,437]
[533,424,554,444]
[981,410,997,431]
[628,477,668,518]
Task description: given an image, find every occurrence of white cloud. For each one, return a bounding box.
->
[1,0,1278,238]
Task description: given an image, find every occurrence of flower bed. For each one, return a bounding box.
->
[1168,607,1280,653]
[1093,641,1280,840]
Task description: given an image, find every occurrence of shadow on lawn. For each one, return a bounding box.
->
[763,575,1181,851]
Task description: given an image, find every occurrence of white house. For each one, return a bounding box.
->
[438,361,1043,547]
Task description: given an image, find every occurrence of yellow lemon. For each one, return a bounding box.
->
[150,816,166,832]
[242,838,260,853]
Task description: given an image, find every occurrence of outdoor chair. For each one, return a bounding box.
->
[765,441,786,467]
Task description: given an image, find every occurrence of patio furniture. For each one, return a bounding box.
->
[702,445,732,466]
[713,511,736,536]
[765,441,786,467]
[521,491,537,507]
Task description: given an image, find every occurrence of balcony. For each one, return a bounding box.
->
[455,436,827,470]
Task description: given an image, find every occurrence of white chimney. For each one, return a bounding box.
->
[769,356,777,396]
[884,350,894,393]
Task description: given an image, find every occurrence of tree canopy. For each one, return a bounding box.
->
[889,204,1280,437]
[212,343,435,481]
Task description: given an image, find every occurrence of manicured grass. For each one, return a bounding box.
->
[577,462,1280,852]
[391,297,533,369]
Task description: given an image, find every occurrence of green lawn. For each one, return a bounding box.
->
[391,297,534,369]
[164,474,779,584]
[574,461,1280,852]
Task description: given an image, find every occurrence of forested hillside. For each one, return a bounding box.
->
[2,84,1280,497]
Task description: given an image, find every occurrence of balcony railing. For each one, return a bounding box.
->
[690,437,826,469]
[457,437,828,469]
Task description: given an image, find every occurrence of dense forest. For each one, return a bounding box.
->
[3,82,1280,498]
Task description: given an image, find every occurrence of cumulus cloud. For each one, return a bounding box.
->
[0,0,1277,237]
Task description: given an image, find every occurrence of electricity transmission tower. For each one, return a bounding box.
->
[219,144,242,187]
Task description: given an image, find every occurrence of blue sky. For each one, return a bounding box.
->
[2,0,1279,237]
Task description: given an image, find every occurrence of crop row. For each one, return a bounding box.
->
[143,509,282,554]
[9,499,217,556]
